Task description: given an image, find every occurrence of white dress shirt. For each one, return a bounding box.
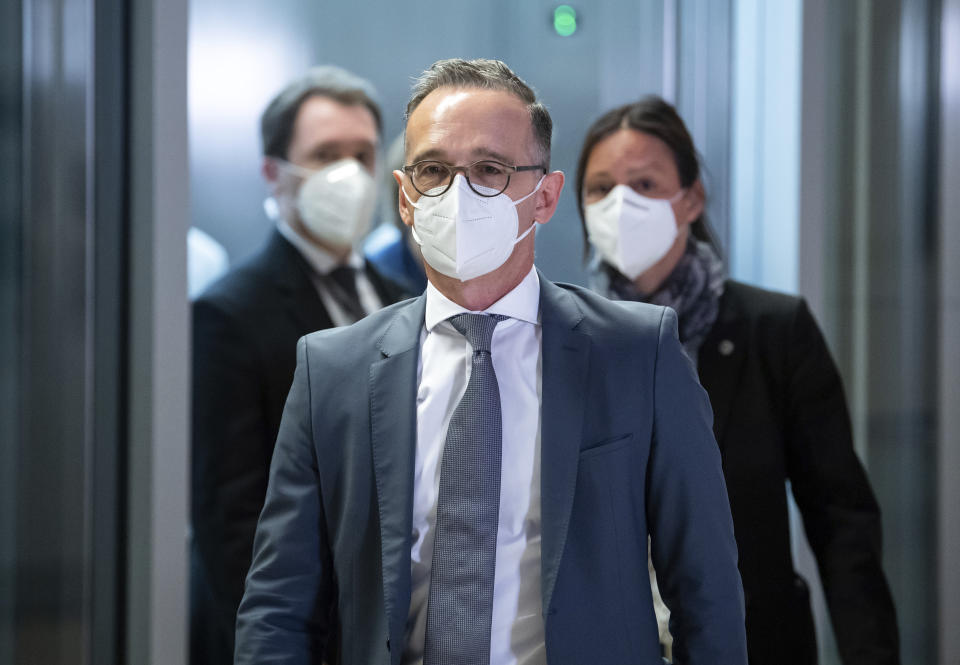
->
[402,267,546,665]
[276,219,382,326]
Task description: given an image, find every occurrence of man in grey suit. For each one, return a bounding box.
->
[235,58,747,665]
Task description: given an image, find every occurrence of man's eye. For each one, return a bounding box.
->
[587,183,612,198]
[478,163,507,176]
[421,164,445,176]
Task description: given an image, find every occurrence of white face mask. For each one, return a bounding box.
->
[276,158,377,249]
[402,173,543,282]
[584,184,683,280]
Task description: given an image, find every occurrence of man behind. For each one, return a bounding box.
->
[235,58,747,664]
[191,66,407,665]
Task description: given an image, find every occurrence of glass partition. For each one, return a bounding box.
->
[0,0,23,662]
[1,0,129,662]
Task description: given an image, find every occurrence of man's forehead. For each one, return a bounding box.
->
[293,96,378,142]
[409,86,528,124]
[405,87,532,160]
[432,89,475,116]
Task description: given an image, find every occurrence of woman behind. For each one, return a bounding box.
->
[576,97,899,665]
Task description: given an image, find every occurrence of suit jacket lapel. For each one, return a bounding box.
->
[264,229,334,333]
[367,277,593,639]
[697,289,747,450]
[538,275,590,616]
[369,295,425,660]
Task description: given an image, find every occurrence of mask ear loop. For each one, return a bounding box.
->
[510,175,547,245]
[272,157,316,179]
[399,182,424,211]
[512,219,537,245]
[511,175,546,205]
[667,187,687,204]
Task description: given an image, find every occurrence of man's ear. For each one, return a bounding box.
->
[262,157,279,186]
[680,179,705,225]
[393,170,415,228]
[532,170,566,226]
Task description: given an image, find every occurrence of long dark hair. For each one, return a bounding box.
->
[575,96,718,260]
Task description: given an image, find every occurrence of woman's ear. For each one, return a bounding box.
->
[680,179,705,225]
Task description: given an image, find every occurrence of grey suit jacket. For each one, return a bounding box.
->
[235,275,747,665]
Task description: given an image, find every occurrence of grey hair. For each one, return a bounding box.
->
[405,58,552,168]
[260,65,382,159]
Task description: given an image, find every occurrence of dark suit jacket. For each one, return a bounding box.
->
[235,275,748,665]
[191,229,406,665]
[697,280,899,665]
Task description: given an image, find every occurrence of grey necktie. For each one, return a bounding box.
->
[424,313,507,665]
[325,265,366,322]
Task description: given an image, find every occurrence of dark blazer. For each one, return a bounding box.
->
[190,228,406,665]
[697,280,899,665]
[235,276,748,665]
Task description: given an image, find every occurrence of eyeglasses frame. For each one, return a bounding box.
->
[401,159,547,198]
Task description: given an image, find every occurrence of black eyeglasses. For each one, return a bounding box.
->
[402,160,546,197]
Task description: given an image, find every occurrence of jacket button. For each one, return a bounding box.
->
[719,339,735,356]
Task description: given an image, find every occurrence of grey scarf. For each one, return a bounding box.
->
[590,239,726,359]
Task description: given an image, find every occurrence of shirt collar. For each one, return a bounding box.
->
[424,266,541,333]
[276,218,363,275]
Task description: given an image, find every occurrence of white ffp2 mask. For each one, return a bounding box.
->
[402,174,543,282]
[278,158,376,249]
[584,184,682,280]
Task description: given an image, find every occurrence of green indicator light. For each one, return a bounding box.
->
[554,5,577,37]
